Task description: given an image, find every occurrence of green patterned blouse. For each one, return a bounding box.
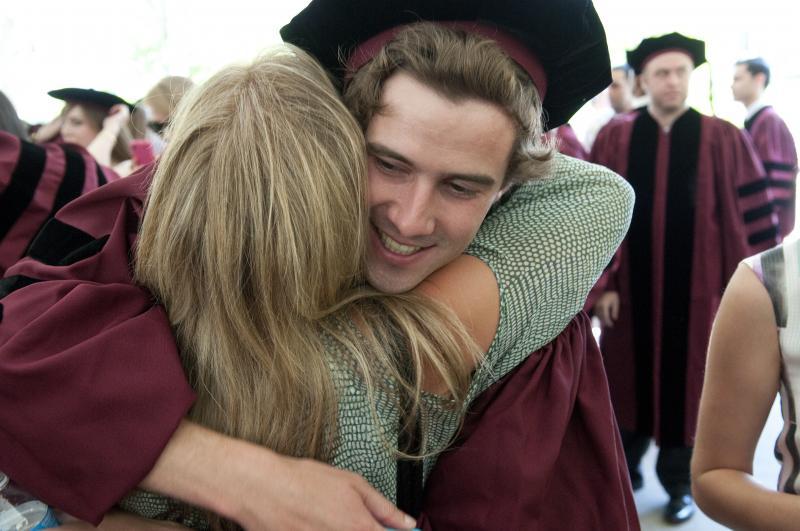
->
[120,155,634,527]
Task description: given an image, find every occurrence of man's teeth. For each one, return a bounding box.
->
[380,231,421,255]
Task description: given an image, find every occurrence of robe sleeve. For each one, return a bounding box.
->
[0,168,195,525]
[751,112,798,237]
[0,131,119,275]
[465,154,633,399]
[715,122,779,281]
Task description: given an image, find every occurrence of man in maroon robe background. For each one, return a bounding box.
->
[732,57,798,238]
[590,32,779,524]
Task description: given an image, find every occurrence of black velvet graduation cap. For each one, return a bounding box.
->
[48,88,132,111]
[280,0,611,130]
[627,33,706,75]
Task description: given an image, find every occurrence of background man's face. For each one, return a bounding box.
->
[640,51,693,114]
[364,72,515,294]
[609,68,634,113]
[731,64,758,103]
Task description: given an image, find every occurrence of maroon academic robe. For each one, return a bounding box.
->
[0,166,195,524]
[744,105,798,237]
[552,124,588,160]
[590,107,778,446]
[0,131,119,275]
[0,166,632,527]
[420,313,639,531]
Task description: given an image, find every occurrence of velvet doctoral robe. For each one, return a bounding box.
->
[0,131,119,276]
[745,105,798,237]
[590,107,779,446]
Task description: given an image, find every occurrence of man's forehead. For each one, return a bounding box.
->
[644,51,694,73]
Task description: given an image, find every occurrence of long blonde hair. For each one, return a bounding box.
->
[134,46,477,461]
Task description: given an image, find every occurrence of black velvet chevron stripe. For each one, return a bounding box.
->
[738,179,769,197]
[625,108,659,435]
[26,218,109,267]
[0,274,42,323]
[744,203,776,223]
[768,177,797,189]
[764,161,798,173]
[775,198,796,208]
[51,146,87,215]
[0,141,47,241]
[749,226,780,247]
[659,108,701,446]
[0,274,40,300]
[23,146,89,254]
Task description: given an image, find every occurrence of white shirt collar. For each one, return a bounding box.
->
[745,98,769,120]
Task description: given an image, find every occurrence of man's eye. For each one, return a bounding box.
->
[375,158,399,173]
[447,182,477,197]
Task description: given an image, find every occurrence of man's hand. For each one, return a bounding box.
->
[593,291,620,328]
[236,456,418,531]
[143,420,417,531]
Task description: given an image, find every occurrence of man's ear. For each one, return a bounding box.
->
[756,72,768,89]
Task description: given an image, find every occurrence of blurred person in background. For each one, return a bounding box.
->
[140,75,194,155]
[733,57,798,238]
[0,90,28,139]
[590,32,778,525]
[31,88,134,174]
[610,64,636,114]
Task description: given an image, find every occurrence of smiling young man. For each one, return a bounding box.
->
[361,72,514,294]
[590,33,779,524]
[0,1,636,529]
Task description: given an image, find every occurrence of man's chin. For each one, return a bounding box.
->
[366,268,421,294]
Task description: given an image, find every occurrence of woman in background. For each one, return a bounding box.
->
[32,87,133,172]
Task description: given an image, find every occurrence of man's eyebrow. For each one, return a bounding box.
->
[367,142,498,187]
[367,142,413,166]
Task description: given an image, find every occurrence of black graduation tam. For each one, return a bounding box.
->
[627,33,706,75]
[48,88,132,111]
[280,0,611,130]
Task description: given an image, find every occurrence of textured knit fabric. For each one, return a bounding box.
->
[118,154,633,528]
[744,238,800,494]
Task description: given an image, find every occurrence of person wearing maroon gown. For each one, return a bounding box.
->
[590,32,779,524]
[732,57,798,238]
[0,2,638,529]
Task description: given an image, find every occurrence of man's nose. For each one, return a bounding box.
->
[388,181,436,238]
